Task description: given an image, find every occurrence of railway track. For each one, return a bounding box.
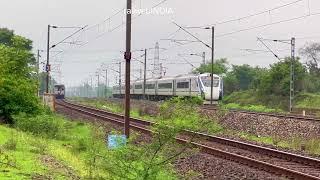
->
[56,100,320,180]
[201,104,320,122]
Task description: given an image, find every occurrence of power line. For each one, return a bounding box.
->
[257,37,281,60]
[172,21,212,49]
[185,0,304,29]
[50,25,88,49]
[85,0,139,31]
[216,12,320,38]
[80,0,170,48]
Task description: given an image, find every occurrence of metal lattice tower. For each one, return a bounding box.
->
[153,42,160,78]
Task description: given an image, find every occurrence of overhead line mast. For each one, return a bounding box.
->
[124,0,132,138]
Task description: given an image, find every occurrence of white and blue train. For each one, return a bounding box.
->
[112,73,223,101]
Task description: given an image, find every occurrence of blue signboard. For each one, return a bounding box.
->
[107,135,126,149]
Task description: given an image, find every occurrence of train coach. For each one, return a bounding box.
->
[112,73,223,101]
[54,84,65,99]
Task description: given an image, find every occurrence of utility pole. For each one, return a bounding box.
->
[290,37,295,112]
[210,26,215,105]
[90,77,93,98]
[124,0,132,138]
[257,37,296,112]
[143,49,147,99]
[37,50,40,96]
[202,52,206,65]
[160,63,163,77]
[119,62,122,95]
[46,25,51,93]
[97,74,100,98]
[87,80,89,98]
[105,69,108,98]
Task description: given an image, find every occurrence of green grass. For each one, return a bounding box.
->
[224,90,320,113]
[221,103,283,113]
[71,97,224,135]
[71,97,320,156]
[0,115,99,179]
[224,131,320,156]
[0,126,51,179]
[0,111,180,179]
[295,93,320,110]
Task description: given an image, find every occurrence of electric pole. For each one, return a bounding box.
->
[290,37,295,112]
[160,63,163,77]
[37,50,40,96]
[46,25,51,93]
[257,37,296,112]
[143,49,147,100]
[124,0,132,138]
[119,62,122,95]
[97,74,100,98]
[202,52,206,64]
[210,26,215,105]
[87,80,89,98]
[105,69,108,98]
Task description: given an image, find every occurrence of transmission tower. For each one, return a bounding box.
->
[153,42,161,78]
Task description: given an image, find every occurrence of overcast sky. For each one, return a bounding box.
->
[1,0,320,87]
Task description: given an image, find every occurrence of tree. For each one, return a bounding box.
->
[300,43,320,75]
[258,57,306,96]
[0,28,14,46]
[223,64,266,94]
[193,58,228,75]
[0,27,39,123]
[0,75,40,123]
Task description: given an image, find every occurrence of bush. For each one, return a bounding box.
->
[13,113,64,139]
[222,103,282,113]
[0,76,41,123]
[0,148,15,168]
[159,97,222,134]
[3,138,17,151]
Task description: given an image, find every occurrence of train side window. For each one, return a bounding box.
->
[146,84,155,89]
[177,82,189,89]
[135,84,142,89]
[158,83,172,89]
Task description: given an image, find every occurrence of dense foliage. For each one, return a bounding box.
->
[193,49,320,109]
[193,58,228,74]
[0,28,39,123]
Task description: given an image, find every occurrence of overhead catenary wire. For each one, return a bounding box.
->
[257,37,281,61]
[185,0,304,29]
[50,25,88,49]
[79,0,170,48]
[216,12,320,38]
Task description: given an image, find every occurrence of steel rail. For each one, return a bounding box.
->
[59,100,320,167]
[56,100,320,180]
[201,105,320,122]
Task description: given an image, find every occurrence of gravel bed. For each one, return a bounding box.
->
[202,109,320,139]
[69,99,320,159]
[56,104,284,180]
[217,133,320,160]
[175,153,282,180]
[195,137,320,178]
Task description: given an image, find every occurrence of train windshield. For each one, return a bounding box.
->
[201,76,219,87]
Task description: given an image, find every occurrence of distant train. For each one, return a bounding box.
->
[54,84,65,99]
[112,73,223,101]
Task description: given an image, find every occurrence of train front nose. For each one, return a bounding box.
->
[203,87,219,100]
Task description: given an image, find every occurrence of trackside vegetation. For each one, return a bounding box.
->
[0,28,41,123]
[194,51,320,111]
[1,112,189,179]
[2,94,216,178]
[0,27,186,179]
[71,97,320,156]
[72,97,224,135]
